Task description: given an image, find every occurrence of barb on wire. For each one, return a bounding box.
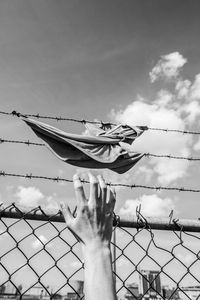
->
[0,170,200,193]
[136,204,149,230]
[0,138,45,146]
[0,110,200,135]
[148,126,200,135]
[1,137,200,162]
[2,110,110,125]
[143,153,200,161]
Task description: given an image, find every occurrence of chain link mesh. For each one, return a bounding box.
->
[0,203,200,300]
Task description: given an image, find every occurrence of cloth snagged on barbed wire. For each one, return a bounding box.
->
[22,117,146,174]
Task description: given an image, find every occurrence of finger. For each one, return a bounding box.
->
[60,202,73,224]
[107,187,116,212]
[68,227,84,244]
[97,174,107,205]
[88,172,98,207]
[73,174,87,206]
[73,206,77,217]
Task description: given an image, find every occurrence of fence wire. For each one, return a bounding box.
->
[2,136,200,162]
[1,170,200,193]
[0,203,200,300]
[1,110,200,135]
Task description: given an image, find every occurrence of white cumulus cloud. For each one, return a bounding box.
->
[175,74,200,126]
[149,52,187,82]
[176,74,200,102]
[110,97,192,184]
[70,260,84,269]
[45,195,59,211]
[175,79,191,99]
[119,194,175,218]
[194,138,200,151]
[176,253,195,266]
[181,101,200,124]
[32,235,49,249]
[109,51,200,185]
[190,74,200,101]
[15,186,44,206]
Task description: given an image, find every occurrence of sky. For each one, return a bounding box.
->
[0,0,200,295]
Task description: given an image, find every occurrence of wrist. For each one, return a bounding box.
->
[82,240,111,258]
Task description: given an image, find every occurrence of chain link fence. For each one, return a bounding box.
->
[0,203,200,300]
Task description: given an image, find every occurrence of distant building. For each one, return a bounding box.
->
[0,281,85,299]
[64,280,84,300]
[179,286,200,300]
[65,292,78,300]
[139,270,162,300]
[124,283,139,299]
[0,282,16,295]
[0,284,6,294]
[162,285,180,300]
[20,284,50,299]
[26,285,48,297]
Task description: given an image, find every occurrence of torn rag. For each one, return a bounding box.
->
[22,117,146,174]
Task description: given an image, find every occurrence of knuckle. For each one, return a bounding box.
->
[75,185,84,191]
[80,204,89,213]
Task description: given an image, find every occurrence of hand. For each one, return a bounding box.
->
[61,173,116,250]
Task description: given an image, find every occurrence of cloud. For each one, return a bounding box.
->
[110,97,192,184]
[32,235,49,249]
[175,74,200,124]
[109,51,200,185]
[150,158,190,184]
[45,195,59,211]
[181,101,200,124]
[70,260,84,269]
[190,74,200,101]
[176,74,200,102]
[149,52,187,82]
[175,79,191,99]
[176,253,195,266]
[15,186,44,206]
[136,165,154,183]
[154,89,174,107]
[119,194,175,218]
[15,186,59,210]
[0,229,7,240]
[0,229,5,240]
[194,138,200,151]
[116,257,129,268]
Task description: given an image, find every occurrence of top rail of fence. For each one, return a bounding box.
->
[1,204,200,232]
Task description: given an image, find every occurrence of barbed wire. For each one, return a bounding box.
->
[0,170,200,192]
[0,138,45,146]
[0,110,104,124]
[1,137,200,162]
[1,110,200,135]
[144,152,200,161]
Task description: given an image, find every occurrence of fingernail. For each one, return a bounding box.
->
[88,172,97,183]
[60,201,65,209]
[73,174,80,181]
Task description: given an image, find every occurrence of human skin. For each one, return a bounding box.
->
[61,173,117,300]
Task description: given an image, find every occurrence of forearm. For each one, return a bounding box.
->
[83,244,117,300]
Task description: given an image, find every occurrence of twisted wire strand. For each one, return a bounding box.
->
[0,137,200,161]
[0,110,105,125]
[144,153,200,161]
[0,170,200,192]
[1,110,200,135]
[0,138,45,146]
